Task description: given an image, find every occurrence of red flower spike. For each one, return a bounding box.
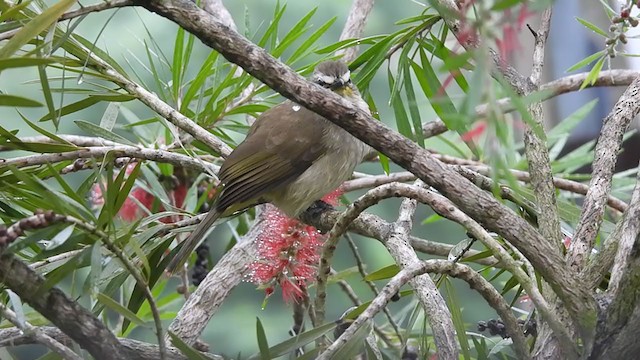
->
[249,187,344,303]
[460,121,487,142]
[90,164,196,224]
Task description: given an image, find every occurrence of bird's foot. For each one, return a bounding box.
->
[306,200,334,217]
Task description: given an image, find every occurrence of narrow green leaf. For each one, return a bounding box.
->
[0,0,33,23]
[75,120,134,145]
[0,0,76,59]
[256,317,270,360]
[250,322,336,359]
[403,64,425,147]
[0,57,61,69]
[168,332,209,360]
[576,17,609,38]
[580,56,606,90]
[443,278,471,360]
[410,56,460,132]
[491,0,520,10]
[364,264,400,281]
[99,102,120,131]
[39,94,134,122]
[44,224,75,250]
[181,50,219,112]
[37,62,59,128]
[566,51,605,72]
[0,94,42,107]
[289,17,337,63]
[172,27,185,101]
[548,99,598,145]
[7,290,25,328]
[272,8,317,57]
[388,69,414,141]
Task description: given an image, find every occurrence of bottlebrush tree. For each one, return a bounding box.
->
[1,0,640,359]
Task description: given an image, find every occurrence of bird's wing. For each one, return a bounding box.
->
[215,102,327,214]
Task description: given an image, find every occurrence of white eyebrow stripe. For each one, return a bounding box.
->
[317,74,335,84]
[341,71,351,83]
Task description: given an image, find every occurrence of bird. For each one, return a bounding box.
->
[165,60,371,273]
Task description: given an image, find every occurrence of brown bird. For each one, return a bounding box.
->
[166,60,371,273]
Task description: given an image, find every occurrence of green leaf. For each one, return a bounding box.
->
[443,277,471,360]
[37,62,58,128]
[39,94,134,122]
[7,290,25,328]
[0,57,61,69]
[0,0,33,23]
[403,63,425,147]
[576,17,609,38]
[248,322,336,360]
[0,0,76,59]
[99,102,120,132]
[566,51,606,72]
[364,264,399,281]
[256,317,270,360]
[172,26,185,102]
[272,8,317,58]
[580,56,606,90]
[0,94,42,107]
[491,0,521,10]
[548,99,598,145]
[44,224,75,250]
[168,332,210,360]
[410,56,460,132]
[75,120,135,145]
[388,69,414,141]
[96,292,147,328]
[288,16,337,63]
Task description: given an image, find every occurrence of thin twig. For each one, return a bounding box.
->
[0,145,219,174]
[61,216,168,360]
[0,302,83,360]
[317,260,530,360]
[345,234,403,342]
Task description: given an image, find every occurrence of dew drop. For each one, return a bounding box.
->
[292,105,301,112]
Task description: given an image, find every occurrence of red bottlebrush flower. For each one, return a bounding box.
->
[90,163,191,224]
[460,121,487,142]
[321,187,343,207]
[248,187,343,303]
[249,205,323,303]
[119,187,157,222]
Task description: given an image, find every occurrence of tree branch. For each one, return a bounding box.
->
[0,253,127,359]
[335,0,375,62]
[0,145,218,174]
[318,260,529,360]
[0,326,224,360]
[0,302,82,360]
[523,7,563,250]
[568,75,640,272]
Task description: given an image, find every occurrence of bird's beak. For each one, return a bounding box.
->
[332,80,354,97]
[330,79,345,90]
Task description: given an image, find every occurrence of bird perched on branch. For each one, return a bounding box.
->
[166,60,371,273]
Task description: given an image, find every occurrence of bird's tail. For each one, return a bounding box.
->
[165,209,221,274]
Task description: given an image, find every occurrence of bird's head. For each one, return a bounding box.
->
[312,60,356,98]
